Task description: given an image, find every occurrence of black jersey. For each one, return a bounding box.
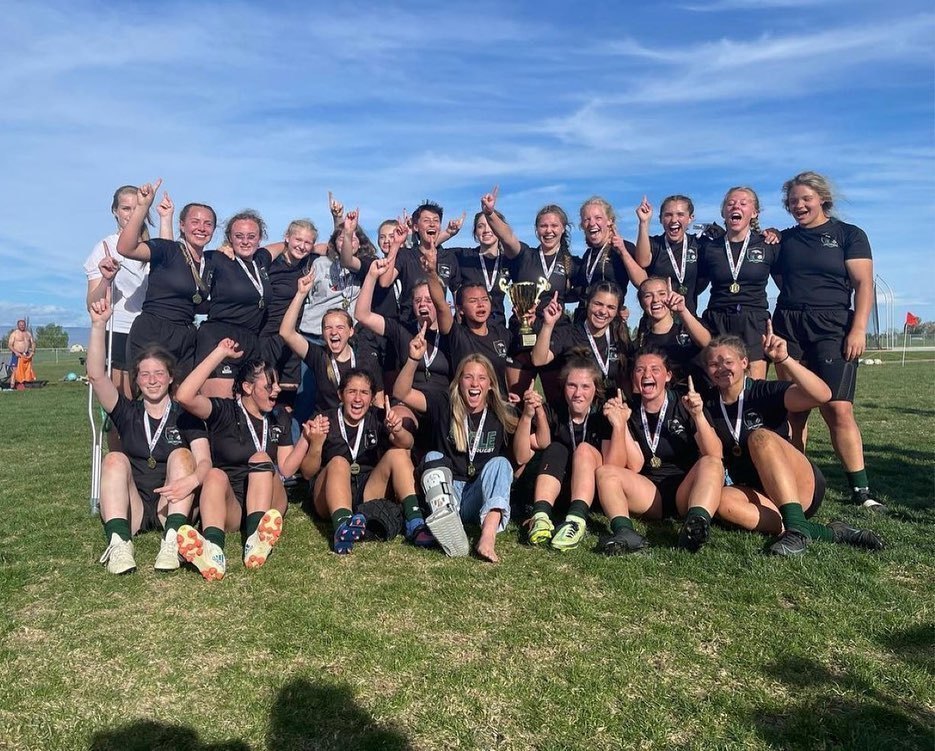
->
[546,402,612,452]
[319,407,390,473]
[646,234,702,312]
[141,239,207,324]
[507,242,576,303]
[396,246,460,322]
[260,253,311,336]
[705,379,791,486]
[636,323,704,385]
[205,397,294,470]
[445,321,513,392]
[423,391,512,482]
[698,233,778,310]
[359,256,401,321]
[549,323,630,395]
[384,318,451,395]
[572,241,632,303]
[107,395,206,477]
[776,218,872,311]
[452,246,511,326]
[303,341,384,413]
[627,391,700,482]
[204,249,273,331]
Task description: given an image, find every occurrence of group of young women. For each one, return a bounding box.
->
[83,171,884,577]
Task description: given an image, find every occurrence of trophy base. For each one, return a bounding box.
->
[518,331,537,349]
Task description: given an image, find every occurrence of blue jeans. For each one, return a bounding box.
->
[424,451,512,531]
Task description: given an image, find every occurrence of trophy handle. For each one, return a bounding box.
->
[498,277,511,295]
[536,276,550,297]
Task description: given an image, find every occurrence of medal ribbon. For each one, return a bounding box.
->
[337,411,364,464]
[585,244,609,284]
[718,387,745,450]
[640,393,669,463]
[480,252,501,293]
[664,235,688,286]
[235,256,264,303]
[585,324,611,377]
[464,407,488,468]
[143,400,172,462]
[423,331,439,372]
[568,413,589,452]
[538,246,558,281]
[330,348,356,386]
[237,398,268,452]
[723,232,751,286]
[179,239,207,294]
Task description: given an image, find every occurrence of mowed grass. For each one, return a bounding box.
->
[0,357,932,750]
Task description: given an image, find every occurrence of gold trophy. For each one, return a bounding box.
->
[501,277,549,349]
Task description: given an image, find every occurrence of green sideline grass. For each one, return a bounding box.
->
[0,359,932,750]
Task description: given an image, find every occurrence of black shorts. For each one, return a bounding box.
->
[197,321,260,380]
[734,457,825,517]
[702,307,770,362]
[653,474,682,520]
[258,334,302,386]
[129,312,198,380]
[131,466,164,534]
[106,332,131,371]
[772,308,858,402]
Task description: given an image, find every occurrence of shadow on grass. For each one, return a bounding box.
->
[268,677,412,751]
[752,653,934,750]
[88,678,412,751]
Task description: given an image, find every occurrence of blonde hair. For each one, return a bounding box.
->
[579,196,617,228]
[720,186,762,234]
[448,354,518,452]
[285,218,318,241]
[782,171,835,216]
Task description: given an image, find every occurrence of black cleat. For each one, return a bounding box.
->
[600,527,649,556]
[767,529,809,556]
[828,520,885,551]
[851,489,886,513]
[677,514,711,553]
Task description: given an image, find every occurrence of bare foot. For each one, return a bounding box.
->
[475,538,500,563]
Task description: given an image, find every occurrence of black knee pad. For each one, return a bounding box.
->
[247,460,275,474]
[539,442,570,481]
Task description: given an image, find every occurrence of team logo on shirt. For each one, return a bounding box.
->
[494,340,507,357]
[676,332,692,347]
[608,343,619,359]
[221,364,233,376]
[686,248,697,263]
[271,425,283,443]
[743,411,765,432]
[456,429,499,454]
[365,430,378,448]
[746,247,765,263]
[820,234,839,248]
[668,418,686,437]
[165,427,182,445]
[438,264,451,280]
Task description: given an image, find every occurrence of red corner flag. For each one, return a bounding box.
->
[906,312,921,327]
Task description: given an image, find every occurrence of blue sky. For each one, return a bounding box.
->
[2,0,933,333]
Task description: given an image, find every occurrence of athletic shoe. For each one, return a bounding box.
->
[828,520,885,551]
[244,509,283,569]
[767,529,809,556]
[177,526,226,581]
[851,489,886,513]
[677,514,711,553]
[527,512,555,546]
[154,532,181,571]
[405,518,437,548]
[551,515,586,551]
[600,527,649,556]
[333,513,367,555]
[99,533,136,575]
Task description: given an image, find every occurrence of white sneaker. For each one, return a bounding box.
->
[177,525,226,581]
[243,509,283,569]
[154,532,181,571]
[99,533,136,575]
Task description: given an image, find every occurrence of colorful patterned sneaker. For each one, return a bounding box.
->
[333,513,367,555]
[177,526,226,581]
[600,527,649,556]
[851,489,886,513]
[244,509,283,569]
[154,532,181,571]
[677,515,711,553]
[766,529,809,557]
[405,518,437,548]
[527,512,555,546]
[828,520,885,551]
[99,533,136,575]
[550,515,586,551]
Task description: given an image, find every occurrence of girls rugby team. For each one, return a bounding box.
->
[84,172,884,579]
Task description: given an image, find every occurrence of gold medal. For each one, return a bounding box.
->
[342,298,350,310]
[192,292,203,304]
[649,455,662,469]
[467,462,476,478]
[731,444,742,457]
[147,456,157,470]
[258,299,265,310]
[729,282,741,294]
[349,462,360,475]
[678,285,688,296]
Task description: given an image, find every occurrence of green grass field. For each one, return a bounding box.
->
[1,356,932,750]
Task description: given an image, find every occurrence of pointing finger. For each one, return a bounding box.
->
[102,240,112,258]
[666,277,673,295]
[687,375,695,393]
[766,318,773,337]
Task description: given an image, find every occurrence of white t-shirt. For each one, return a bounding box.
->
[298,254,361,336]
[83,232,149,334]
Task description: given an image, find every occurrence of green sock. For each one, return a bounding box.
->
[103,518,131,542]
[846,469,869,491]
[779,502,833,542]
[203,526,225,548]
[533,500,553,517]
[331,508,351,531]
[164,513,188,536]
[244,511,265,538]
[685,506,712,523]
[567,499,590,521]
[611,516,634,533]
[401,494,422,522]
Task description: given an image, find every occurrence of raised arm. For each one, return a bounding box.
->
[385,406,415,450]
[435,210,465,247]
[763,322,831,411]
[634,196,654,268]
[86,245,121,309]
[279,272,315,359]
[277,430,311,479]
[117,180,160,261]
[86,299,120,412]
[176,339,244,420]
[339,209,363,272]
[683,376,722,459]
[530,292,561,367]
[665,280,710,347]
[481,186,522,258]
[422,242,453,334]
[156,191,175,240]
[354,257,389,337]
[392,323,429,414]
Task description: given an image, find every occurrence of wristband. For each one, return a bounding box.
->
[774,355,790,364]
[408,355,420,361]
